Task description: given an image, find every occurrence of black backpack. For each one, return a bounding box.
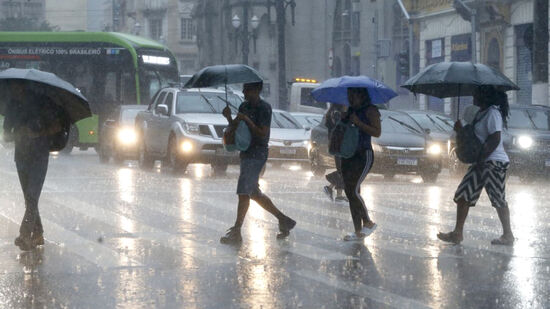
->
[455,110,488,164]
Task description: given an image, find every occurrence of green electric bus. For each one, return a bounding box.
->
[0,32,179,152]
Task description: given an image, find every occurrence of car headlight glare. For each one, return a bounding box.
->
[427,144,442,155]
[181,141,193,153]
[117,128,137,145]
[184,122,200,135]
[517,135,534,149]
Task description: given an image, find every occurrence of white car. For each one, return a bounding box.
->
[268,109,311,167]
[135,87,243,174]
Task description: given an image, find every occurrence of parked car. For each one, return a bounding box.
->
[291,112,324,130]
[135,87,243,174]
[99,105,147,164]
[309,109,443,182]
[268,110,311,167]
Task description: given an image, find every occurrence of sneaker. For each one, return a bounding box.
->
[323,186,334,201]
[220,227,242,244]
[277,216,296,239]
[343,232,366,242]
[360,223,377,237]
[14,235,35,251]
[334,196,348,203]
[32,233,45,247]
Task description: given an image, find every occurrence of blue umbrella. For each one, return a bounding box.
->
[311,75,397,105]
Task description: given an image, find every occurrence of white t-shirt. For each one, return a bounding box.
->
[473,106,509,163]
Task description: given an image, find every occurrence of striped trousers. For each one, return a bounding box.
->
[454,161,510,208]
[342,149,374,232]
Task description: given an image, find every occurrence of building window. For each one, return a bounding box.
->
[149,18,163,41]
[180,18,195,41]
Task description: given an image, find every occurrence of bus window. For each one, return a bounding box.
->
[122,72,137,104]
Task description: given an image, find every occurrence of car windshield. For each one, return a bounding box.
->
[120,109,142,124]
[409,113,447,133]
[508,109,536,130]
[293,115,322,128]
[272,112,302,129]
[527,109,550,130]
[383,114,424,134]
[176,92,242,114]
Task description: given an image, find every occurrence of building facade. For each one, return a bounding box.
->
[403,0,549,117]
[116,0,199,75]
[0,0,44,21]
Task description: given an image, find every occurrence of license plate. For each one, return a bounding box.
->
[545,160,550,167]
[397,158,418,166]
[216,148,233,156]
[280,148,297,155]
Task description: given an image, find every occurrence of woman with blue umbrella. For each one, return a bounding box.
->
[312,76,397,241]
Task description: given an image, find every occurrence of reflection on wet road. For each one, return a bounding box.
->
[1,150,549,308]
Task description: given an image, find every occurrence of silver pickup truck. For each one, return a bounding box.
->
[135,87,243,174]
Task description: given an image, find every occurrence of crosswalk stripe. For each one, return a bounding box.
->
[294,269,433,309]
[0,196,142,269]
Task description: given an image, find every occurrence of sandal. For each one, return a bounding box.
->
[437,231,463,244]
[491,236,514,246]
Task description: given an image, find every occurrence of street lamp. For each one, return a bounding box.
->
[231,13,260,65]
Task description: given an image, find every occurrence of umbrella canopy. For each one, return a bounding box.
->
[401,62,519,98]
[311,75,398,105]
[0,68,91,124]
[184,64,264,88]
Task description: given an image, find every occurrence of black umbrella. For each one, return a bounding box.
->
[0,68,91,124]
[184,64,264,89]
[401,62,519,118]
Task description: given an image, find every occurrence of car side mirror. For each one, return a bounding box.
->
[104,119,116,127]
[156,104,169,116]
[424,128,431,135]
[305,126,311,131]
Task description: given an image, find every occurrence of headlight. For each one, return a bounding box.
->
[303,140,312,152]
[516,135,534,149]
[117,128,137,145]
[372,143,383,152]
[427,143,442,155]
[181,141,193,153]
[183,122,200,135]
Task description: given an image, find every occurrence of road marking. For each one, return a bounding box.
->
[294,269,433,309]
[0,196,142,270]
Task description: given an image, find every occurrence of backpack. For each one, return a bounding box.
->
[329,120,359,159]
[223,121,251,152]
[455,110,488,164]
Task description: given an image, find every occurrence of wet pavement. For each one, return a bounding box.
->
[0,148,549,309]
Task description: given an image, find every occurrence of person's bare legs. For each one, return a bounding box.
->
[251,193,284,220]
[438,198,469,244]
[492,207,514,245]
[234,195,251,228]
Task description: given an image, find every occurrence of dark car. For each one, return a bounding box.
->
[99,105,147,164]
[309,109,443,182]
[405,110,454,165]
[503,105,550,182]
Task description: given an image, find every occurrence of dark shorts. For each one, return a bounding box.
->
[454,161,509,208]
[237,158,266,196]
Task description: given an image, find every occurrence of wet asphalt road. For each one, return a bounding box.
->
[0,148,549,309]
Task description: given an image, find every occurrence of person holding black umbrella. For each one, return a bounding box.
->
[3,80,67,251]
[438,86,514,246]
[220,81,296,244]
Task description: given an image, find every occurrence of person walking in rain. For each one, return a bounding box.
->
[220,81,296,244]
[3,80,64,251]
[341,87,381,241]
[323,103,348,202]
[438,87,514,246]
